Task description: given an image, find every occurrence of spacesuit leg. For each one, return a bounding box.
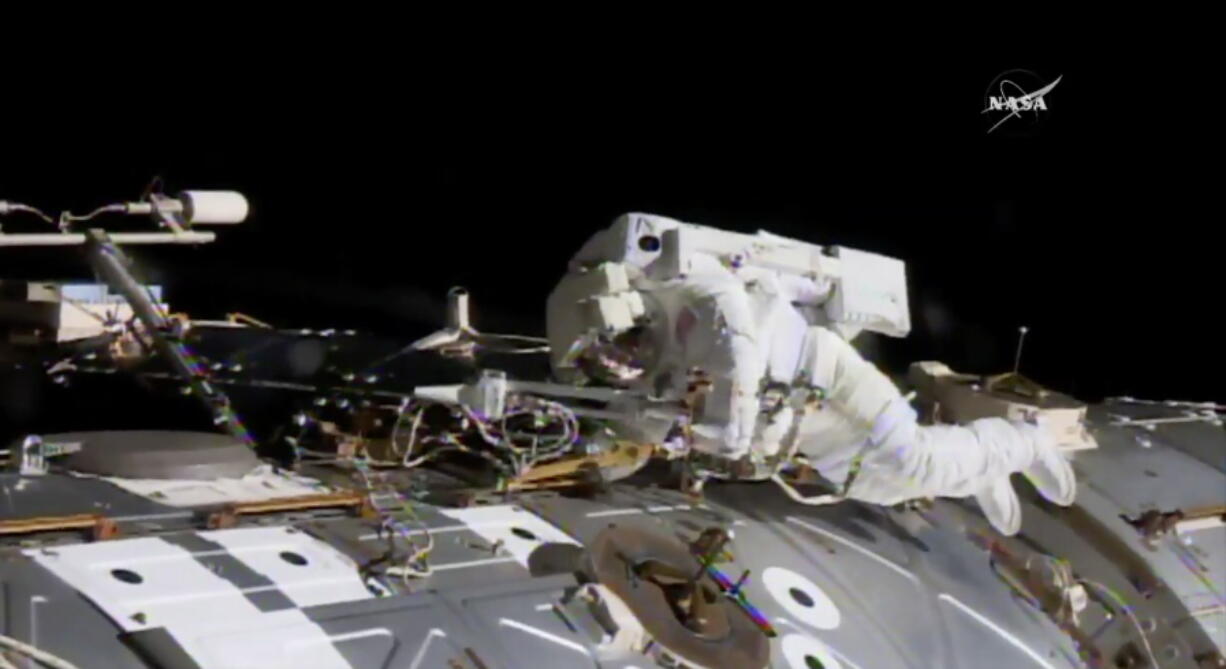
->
[794,326,1075,535]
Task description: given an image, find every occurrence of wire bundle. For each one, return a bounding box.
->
[352,459,434,586]
[389,395,580,477]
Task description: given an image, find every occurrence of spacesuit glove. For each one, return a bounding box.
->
[974,479,1023,536]
[1019,420,1077,506]
[972,422,1075,536]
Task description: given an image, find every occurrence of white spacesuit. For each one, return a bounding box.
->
[547,213,1075,535]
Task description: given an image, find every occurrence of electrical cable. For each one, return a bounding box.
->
[0,634,80,669]
[62,203,126,223]
[353,458,435,583]
[394,404,425,465]
[0,203,56,225]
[476,332,550,355]
[1079,578,1158,668]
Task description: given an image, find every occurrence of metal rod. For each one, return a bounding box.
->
[1012,326,1029,374]
[1110,414,1221,426]
[508,380,647,403]
[0,231,215,247]
[83,230,252,444]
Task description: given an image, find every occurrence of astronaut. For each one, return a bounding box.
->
[547,213,1075,535]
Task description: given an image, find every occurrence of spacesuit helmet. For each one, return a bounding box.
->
[569,324,657,387]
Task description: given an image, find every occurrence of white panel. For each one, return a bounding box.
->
[438,505,581,567]
[203,526,374,609]
[26,529,367,668]
[27,537,259,633]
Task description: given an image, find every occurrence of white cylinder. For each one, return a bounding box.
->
[179,190,249,224]
[447,287,471,331]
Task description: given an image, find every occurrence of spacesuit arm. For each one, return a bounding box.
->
[797,326,1075,535]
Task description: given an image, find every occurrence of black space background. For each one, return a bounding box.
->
[0,52,1220,425]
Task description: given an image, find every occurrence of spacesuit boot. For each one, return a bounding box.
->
[793,326,1075,535]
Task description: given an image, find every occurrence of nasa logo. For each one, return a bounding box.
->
[983,70,1063,135]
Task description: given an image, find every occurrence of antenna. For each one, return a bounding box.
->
[409,287,548,357]
[1012,326,1029,375]
[411,287,477,353]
